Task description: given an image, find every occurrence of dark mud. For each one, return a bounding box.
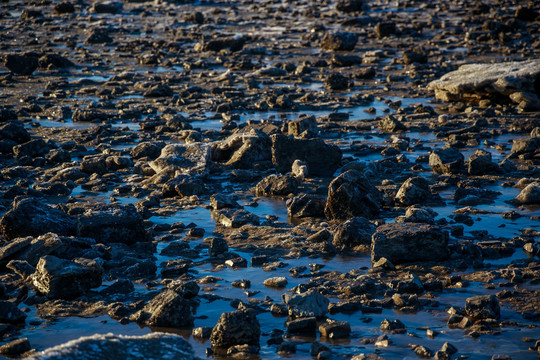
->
[0,0,539,359]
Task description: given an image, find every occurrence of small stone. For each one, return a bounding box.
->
[263,277,288,288]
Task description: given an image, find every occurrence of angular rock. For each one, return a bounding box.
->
[0,338,31,357]
[263,277,288,288]
[465,295,500,320]
[4,54,38,75]
[332,217,376,251]
[0,198,76,240]
[336,0,364,12]
[210,310,260,352]
[149,143,210,176]
[211,130,271,169]
[325,170,383,220]
[254,174,298,197]
[396,207,436,224]
[0,121,31,143]
[162,175,205,198]
[318,319,351,339]
[510,137,540,158]
[208,237,228,257]
[28,333,197,360]
[371,223,449,265]
[271,134,342,177]
[515,183,540,205]
[282,290,329,318]
[320,32,358,51]
[379,115,406,132]
[395,176,431,206]
[286,194,326,218]
[0,301,26,324]
[428,60,540,106]
[31,255,103,299]
[139,289,194,328]
[286,317,317,334]
[130,142,163,160]
[325,73,350,90]
[429,148,464,174]
[468,150,498,175]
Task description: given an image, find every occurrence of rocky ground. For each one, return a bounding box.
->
[0,0,539,359]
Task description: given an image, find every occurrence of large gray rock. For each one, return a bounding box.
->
[137,289,194,328]
[211,130,272,169]
[282,290,329,318]
[0,198,76,240]
[429,148,464,174]
[210,310,260,352]
[31,255,103,299]
[371,223,449,265]
[149,143,210,176]
[428,60,540,106]
[325,170,383,220]
[271,134,342,177]
[28,333,198,360]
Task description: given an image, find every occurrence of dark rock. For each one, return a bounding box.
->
[30,255,103,299]
[396,207,436,224]
[85,29,113,44]
[4,54,38,75]
[332,217,376,251]
[0,338,31,357]
[510,137,540,158]
[149,143,210,176]
[371,223,448,265]
[130,142,163,160]
[13,139,51,158]
[325,170,383,220]
[75,203,148,244]
[7,260,36,280]
[54,1,75,14]
[72,109,108,122]
[0,301,26,324]
[143,84,173,98]
[336,0,364,12]
[91,1,123,13]
[208,238,228,257]
[319,319,351,339]
[429,148,464,174]
[38,54,74,69]
[211,131,272,169]
[0,121,31,143]
[465,295,500,320]
[271,134,342,177]
[282,290,329,318]
[286,317,317,334]
[380,318,405,332]
[138,289,194,328]
[402,48,428,64]
[210,194,240,210]
[325,73,350,90]
[212,208,260,228]
[320,32,358,51]
[210,310,260,352]
[193,326,213,339]
[286,194,326,218]
[0,198,76,240]
[515,6,539,21]
[27,333,197,360]
[196,37,246,52]
[277,342,296,354]
[225,257,248,268]
[395,176,431,206]
[468,150,498,175]
[379,115,406,132]
[162,175,205,198]
[375,22,396,38]
[254,174,299,197]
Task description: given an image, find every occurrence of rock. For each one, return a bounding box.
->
[396,207,437,224]
[0,198,76,240]
[13,139,51,158]
[380,319,405,332]
[402,48,428,64]
[149,143,210,176]
[72,109,108,122]
[0,301,26,324]
[429,148,464,174]
[31,256,103,299]
[325,73,350,90]
[192,327,213,339]
[412,345,433,359]
[325,170,383,220]
[91,1,123,13]
[130,142,163,160]
[225,257,248,268]
[428,60,540,106]
[75,203,148,244]
[515,6,539,21]
[468,150,498,175]
[0,338,31,357]
[162,175,205,198]
[271,134,342,177]
[143,84,173,98]
[138,289,194,328]
[196,37,246,52]
[212,208,260,228]
[263,277,288,288]
[208,237,228,257]
[7,260,36,279]
[371,223,448,265]
[286,194,326,218]
[38,54,74,69]
[379,115,406,132]
[510,137,540,158]
[375,22,396,38]
[1,233,64,267]
[54,1,75,14]
[287,116,317,138]
[0,121,31,143]
[210,310,260,352]
[332,217,376,251]
[4,54,38,75]
[282,290,329,318]
[465,295,500,320]
[85,29,112,44]
[515,183,540,204]
[286,317,317,334]
[254,174,298,196]
[395,176,431,206]
[320,32,358,51]
[211,130,272,169]
[28,333,197,360]
[336,0,364,12]
[318,319,351,339]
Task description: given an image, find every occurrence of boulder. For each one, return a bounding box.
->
[31,255,103,299]
[254,174,298,197]
[428,60,540,106]
[468,150,498,175]
[0,233,62,267]
[211,130,271,169]
[149,143,210,176]
[271,134,342,177]
[130,142,163,160]
[371,223,448,265]
[0,198,76,240]
[395,176,431,206]
[4,54,38,75]
[320,32,358,51]
[263,277,288,288]
[138,289,194,328]
[75,203,147,244]
[0,338,31,357]
[286,194,326,218]
[510,137,540,158]
[162,175,205,198]
[210,310,260,352]
[0,121,31,143]
[212,208,260,228]
[13,139,51,158]
[396,207,437,224]
[28,333,198,360]
[325,170,383,220]
[282,290,329,318]
[318,319,351,339]
[332,217,376,250]
[465,295,500,320]
[515,183,540,205]
[429,148,464,174]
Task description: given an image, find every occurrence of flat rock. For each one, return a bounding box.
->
[28,333,198,360]
[149,143,210,176]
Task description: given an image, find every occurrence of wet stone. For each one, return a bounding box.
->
[210,309,260,353]
[429,148,465,174]
[0,338,32,357]
[136,288,195,328]
[320,32,359,51]
[465,295,500,320]
[318,319,351,339]
[282,290,329,318]
[212,208,260,228]
[4,54,39,75]
[0,301,26,324]
[286,317,317,335]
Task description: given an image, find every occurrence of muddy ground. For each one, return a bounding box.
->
[0,0,539,359]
